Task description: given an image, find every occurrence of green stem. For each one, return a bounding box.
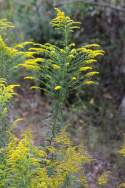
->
[50,24,70,141]
[64,25,68,47]
[50,98,63,142]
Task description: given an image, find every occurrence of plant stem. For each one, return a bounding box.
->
[50,23,70,141]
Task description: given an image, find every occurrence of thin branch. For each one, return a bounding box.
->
[54,0,125,13]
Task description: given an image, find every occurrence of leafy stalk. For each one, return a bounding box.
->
[18,8,104,138]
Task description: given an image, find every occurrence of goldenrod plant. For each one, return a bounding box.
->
[0,35,23,83]
[0,18,25,147]
[0,129,90,188]
[0,78,19,147]
[0,19,14,31]
[97,171,109,187]
[0,18,25,83]
[18,8,104,138]
[0,79,19,118]
[0,10,104,188]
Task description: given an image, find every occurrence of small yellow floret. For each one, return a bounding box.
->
[72,77,77,80]
[54,85,62,91]
[97,172,108,186]
[52,64,60,70]
[80,66,92,71]
[83,80,96,85]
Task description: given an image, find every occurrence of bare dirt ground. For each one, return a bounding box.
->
[9,81,51,145]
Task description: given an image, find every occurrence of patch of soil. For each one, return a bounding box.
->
[9,82,51,145]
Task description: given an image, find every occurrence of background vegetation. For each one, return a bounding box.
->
[0,0,125,187]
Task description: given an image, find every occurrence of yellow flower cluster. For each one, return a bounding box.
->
[119,183,125,188]
[0,18,15,30]
[54,128,71,145]
[83,80,96,85]
[7,134,30,162]
[0,36,19,57]
[0,34,25,83]
[72,76,77,80]
[51,8,80,33]
[0,79,19,117]
[0,129,90,188]
[119,147,125,156]
[54,85,62,91]
[80,66,93,71]
[17,8,104,103]
[118,135,125,157]
[97,172,109,186]
[52,64,60,70]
